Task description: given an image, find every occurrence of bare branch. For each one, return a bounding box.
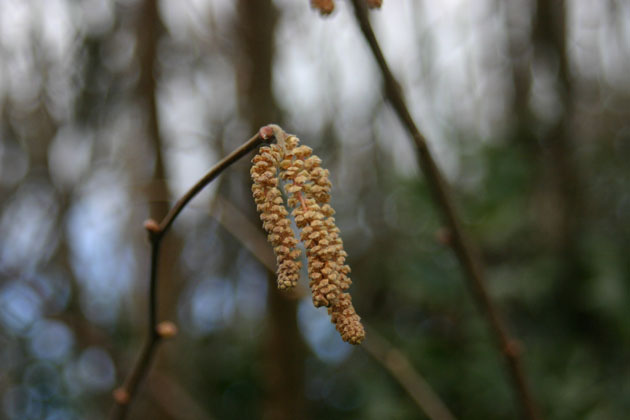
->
[109,127,274,420]
[347,1,541,419]
[157,128,276,238]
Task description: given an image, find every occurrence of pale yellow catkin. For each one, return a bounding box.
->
[251,133,364,344]
[250,145,302,290]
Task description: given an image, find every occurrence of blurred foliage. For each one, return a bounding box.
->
[1,0,629,419]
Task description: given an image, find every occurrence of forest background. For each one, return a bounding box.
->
[0,0,629,419]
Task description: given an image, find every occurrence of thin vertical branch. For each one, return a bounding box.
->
[347,1,541,419]
[109,128,274,420]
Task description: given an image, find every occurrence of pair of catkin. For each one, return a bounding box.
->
[311,0,382,16]
[251,133,365,345]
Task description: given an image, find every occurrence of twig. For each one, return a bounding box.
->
[347,1,541,419]
[109,126,275,420]
[362,327,457,420]
[158,126,279,237]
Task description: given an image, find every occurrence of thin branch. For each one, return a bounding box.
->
[158,128,277,237]
[362,327,457,420]
[347,1,541,419]
[109,127,275,420]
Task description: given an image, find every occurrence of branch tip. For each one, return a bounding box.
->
[260,124,290,144]
[156,321,178,339]
[259,125,275,140]
[311,0,335,15]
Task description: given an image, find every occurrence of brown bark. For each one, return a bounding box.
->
[532,0,594,332]
[263,274,306,420]
[504,0,536,152]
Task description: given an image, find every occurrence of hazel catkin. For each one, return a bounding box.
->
[251,145,302,290]
[251,130,364,345]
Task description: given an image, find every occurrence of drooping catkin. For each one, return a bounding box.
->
[328,293,364,345]
[251,145,302,290]
[251,131,364,345]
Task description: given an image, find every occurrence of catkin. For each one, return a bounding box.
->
[251,145,302,290]
[251,131,364,344]
[328,293,364,345]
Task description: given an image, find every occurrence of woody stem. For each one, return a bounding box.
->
[348,1,540,419]
[109,127,275,420]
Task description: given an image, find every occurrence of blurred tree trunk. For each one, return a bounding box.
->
[235,2,306,419]
[505,0,580,252]
[135,0,184,417]
[531,0,605,339]
[137,0,168,237]
[504,0,536,152]
[262,272,306,420]
[533,0,579,250]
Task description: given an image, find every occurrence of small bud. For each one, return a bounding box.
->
[259,125,275,140]
[156,321,178,339]
[366,0,383,9]
[143,219,161,234]
[113,388,130,404]
[311,0,334,15]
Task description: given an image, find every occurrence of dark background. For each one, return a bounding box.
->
[1,0,629,419]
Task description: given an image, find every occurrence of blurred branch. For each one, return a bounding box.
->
[362,327,457,420]
[109,127,276,420]
[347,1,541,419]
